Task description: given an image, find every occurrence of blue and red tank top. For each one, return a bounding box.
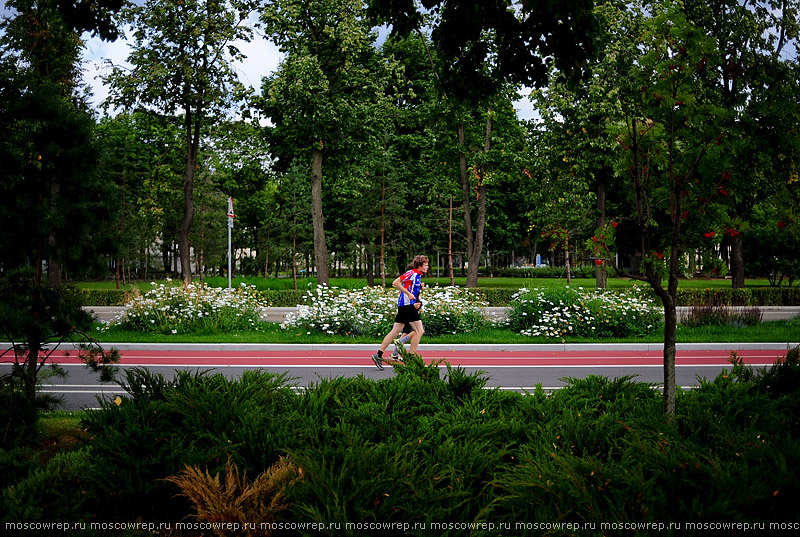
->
[397,269,423,307]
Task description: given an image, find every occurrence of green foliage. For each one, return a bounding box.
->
[0,447,37,493]
[0,381,45,448]
[0,271,118,443]
[672,287,800,307]
[743,203,800,285]
[78,278,800,308]
[80,368,298,521]
[1,449,96,527]
[480,265,598,279]
[95,111,186,277]
[80,288,137,306]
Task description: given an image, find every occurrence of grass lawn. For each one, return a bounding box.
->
[32,411,88,463]
[90,318,800,345]
[74,275,786,292]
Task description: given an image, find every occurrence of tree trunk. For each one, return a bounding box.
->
[179,114,200,286]
[730,231,745,288]
[291,214,297,291]
[380,179,386,287]
[661,294,678,416]
[631,117,678,416]
[48,178,62,286]
[460,111,492,289]
[366,247,375,286]
[311,147,329,285]
[458,121,474,285]
[595,173,608,289]
[47,238,62,286]
[24,342,41,402]
[449,194,455,286]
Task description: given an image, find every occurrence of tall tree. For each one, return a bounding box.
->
[526,119,596,284]
[96,111,186,282]
[1,0,103,286]
[105,0,258,284]
[52,0,123,40]
[528,1,630,288]
[614,0,731,415]
[259,0,401,285]
[210,119,278,278]
[369,0,601,287]
[0,0,120,432]
[682,0,800,288]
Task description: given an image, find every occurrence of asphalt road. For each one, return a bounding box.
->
[5,342,795,411]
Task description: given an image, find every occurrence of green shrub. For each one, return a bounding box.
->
[682,304,763,327]
[80,288,135,306]
[1,449,96,527]
[416,286,489,336]
[473,287,517,306]
[80,368,298,521]
[259,289,309,307]
[0,448,37,492]
[78,283,800,308]
[16,346,797,529]
[481,266,597,279]
[671,287,800,306]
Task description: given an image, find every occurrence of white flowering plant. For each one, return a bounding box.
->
[101,280,267,335]
[507,286,661,339]
[281,285,488,337]
[417,286,489,335]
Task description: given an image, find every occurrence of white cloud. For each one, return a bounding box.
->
[79,24,538,122]
[80,30,134,109]
[513,92,538,121]
[79,25,282,113]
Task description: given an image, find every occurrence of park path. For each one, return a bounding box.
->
[36,342,793,368]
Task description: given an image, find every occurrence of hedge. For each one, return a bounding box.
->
[477,265,598,278]
[79,288,134,306]
[81,286,800,308]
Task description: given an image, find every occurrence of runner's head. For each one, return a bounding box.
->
[411,255,429,273]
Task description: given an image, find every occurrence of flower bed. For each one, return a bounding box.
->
[507,286,662,339]
[281,285,489,337]
[100,281,267,334]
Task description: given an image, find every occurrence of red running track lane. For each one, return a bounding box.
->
[24,348,787,368]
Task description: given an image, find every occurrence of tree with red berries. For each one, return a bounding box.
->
[681,0,800,288]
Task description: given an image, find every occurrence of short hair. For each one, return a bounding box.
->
[411,255,429,269]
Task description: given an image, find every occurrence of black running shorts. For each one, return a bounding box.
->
[395,304,421,324]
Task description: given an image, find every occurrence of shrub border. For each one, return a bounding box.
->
[81,286,800,308]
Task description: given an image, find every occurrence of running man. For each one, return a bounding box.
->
[371,255,429,370]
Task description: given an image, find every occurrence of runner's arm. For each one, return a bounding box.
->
[392,276,416,303]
